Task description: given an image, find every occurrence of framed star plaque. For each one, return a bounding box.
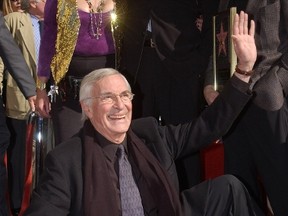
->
[213,7,237,92]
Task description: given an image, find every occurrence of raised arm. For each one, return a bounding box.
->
[204,11,256,105]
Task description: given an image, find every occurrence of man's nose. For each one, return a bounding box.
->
[113,95,125,108]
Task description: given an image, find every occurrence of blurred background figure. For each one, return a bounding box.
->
[0,10,36,216]
[0,0,44,214]
[1,0,23,15]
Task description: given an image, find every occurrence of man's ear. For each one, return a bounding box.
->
[30,1,37,8]
[80,102,92,119]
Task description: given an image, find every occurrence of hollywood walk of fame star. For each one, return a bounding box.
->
[217,22,228,56]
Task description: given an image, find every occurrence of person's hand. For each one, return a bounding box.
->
[28,95,36,112]
[204,85,219,105]
[232,11,257,81]
[36,89,51,118]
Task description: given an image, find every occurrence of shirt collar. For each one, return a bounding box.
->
[95,130,127,162]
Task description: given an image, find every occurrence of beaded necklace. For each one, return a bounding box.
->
[85,0,105,39]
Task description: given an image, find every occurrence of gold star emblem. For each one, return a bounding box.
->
[216,22,228,56]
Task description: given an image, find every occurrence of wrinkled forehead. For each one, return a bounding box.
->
[94,74,130,93]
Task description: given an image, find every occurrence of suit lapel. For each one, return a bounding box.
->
[18,14,37,67]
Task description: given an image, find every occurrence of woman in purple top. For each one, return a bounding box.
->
[35,0,125,145]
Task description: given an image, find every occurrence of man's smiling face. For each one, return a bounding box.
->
[84,74,132,143]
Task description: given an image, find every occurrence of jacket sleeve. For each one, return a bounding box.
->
[23,138,83,216]
[23,152,71,216]
[163,75,252,159]
[0,12,36,98]
[132,76,252,160]
[37,0,57,78]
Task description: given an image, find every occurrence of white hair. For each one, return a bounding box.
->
[79,68,131,121]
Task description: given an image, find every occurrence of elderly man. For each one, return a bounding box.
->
[24,12,263,216]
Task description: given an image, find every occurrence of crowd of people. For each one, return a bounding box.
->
[0,7,36,216]
[0,0,45,214]
[0,0,287,215]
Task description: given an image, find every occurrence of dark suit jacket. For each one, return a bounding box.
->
[0,12,36,98]
[24,76,252,216]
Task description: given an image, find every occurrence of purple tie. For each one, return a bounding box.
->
[117,145,144,216]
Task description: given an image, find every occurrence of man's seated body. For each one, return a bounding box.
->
[24,12,264,216]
